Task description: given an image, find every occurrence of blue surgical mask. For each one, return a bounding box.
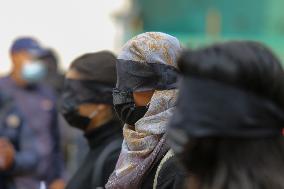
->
[21,61,46,83]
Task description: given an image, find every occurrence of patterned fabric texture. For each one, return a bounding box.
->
[106,32,182,189]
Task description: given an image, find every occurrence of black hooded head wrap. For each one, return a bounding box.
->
[168,41,284,153]
[62,51,117,108]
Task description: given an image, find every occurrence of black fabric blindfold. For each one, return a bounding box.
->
[116,59,179,92]
[169,77,284,138]
[62,79,114,105]
[112,88,134,105]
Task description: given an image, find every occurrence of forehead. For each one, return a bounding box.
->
[66,68,96,80]
[12,51,34,59]
[66,69,82,80]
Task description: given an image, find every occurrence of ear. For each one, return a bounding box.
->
[66,69,82,80]
[97,104,111,111]
[11,53,20,64]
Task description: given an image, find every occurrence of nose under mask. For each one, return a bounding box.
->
[112,88,149,125]
[62,107,98,130]
[114,102,148,126]
[21,61,46,83]
[62,110,91,130]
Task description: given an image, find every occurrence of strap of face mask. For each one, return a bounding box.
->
[169,77,284,139]
[112,88,134,105]
[116,59,179,92]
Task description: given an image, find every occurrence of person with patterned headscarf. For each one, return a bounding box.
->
[106,32,186,189]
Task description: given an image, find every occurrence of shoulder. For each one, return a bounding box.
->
[0,92,22,119]
[155,151,187,189]
[102,138,122,166]
[38,84,57,100]
[36,85,58,112]
[0,76,12,88]
[97,138,122,186]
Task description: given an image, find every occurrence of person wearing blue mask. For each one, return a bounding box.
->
[0,37,65,189]
[9,37,47,85]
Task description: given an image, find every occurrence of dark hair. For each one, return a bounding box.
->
[177,41,284,189]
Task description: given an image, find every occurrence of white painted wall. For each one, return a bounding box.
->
[0,0,127,74]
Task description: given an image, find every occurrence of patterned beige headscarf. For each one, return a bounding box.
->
[106,32,182,189]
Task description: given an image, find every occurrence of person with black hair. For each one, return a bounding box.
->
[168,41,284,189]
[60,51,123,189]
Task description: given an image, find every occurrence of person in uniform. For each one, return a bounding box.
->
[0,37,64,189]
[0,92,39,189]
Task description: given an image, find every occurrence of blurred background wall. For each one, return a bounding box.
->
[123,0,284,61]
[1,0,284,75]
[0,0,128,75]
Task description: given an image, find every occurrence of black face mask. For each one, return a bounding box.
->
[112,88,148,125]
[60,79,100,130]
[113,60,179,125]
[114,103,148,125]
[60,94,92,130]
[62,109,91,130]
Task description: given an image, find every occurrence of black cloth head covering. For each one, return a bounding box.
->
[115,59,179,92]
[70,51,117,84]
[62,51,117,105]
[169,77,284,139]
[168,42,284,152]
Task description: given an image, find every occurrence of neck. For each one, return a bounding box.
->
[186,175,200,189]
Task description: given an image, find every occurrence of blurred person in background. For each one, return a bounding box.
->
[39,48,84,179]
[168,41,284,189]
[0,37,64,189]
[39,49,65,96]
[0,92,39,189]
[106,32,186,189]
[60,51,123,189]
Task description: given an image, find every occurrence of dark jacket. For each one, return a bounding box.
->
[0,93,39,189]
[141,150,186,189]
[155,155,187,189]
[66,119,122,189]
[0,76,63,186]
